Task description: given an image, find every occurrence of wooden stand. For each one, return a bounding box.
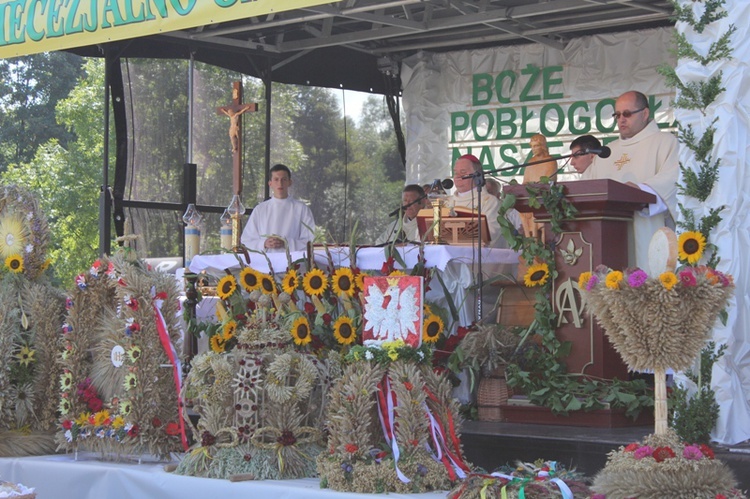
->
[506,179,655,380]
[417,206,490,246]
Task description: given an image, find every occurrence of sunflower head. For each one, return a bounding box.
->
[259,273,277,295]
[282,269,299,294]
[217,275,238,300]
[209,333,228,353]
[302,268,328,296]
[422,315,444,343]
[239,267,262,292]
[291,316,313,345]
[332,268,356,297]
[4,254,24,273]
[16,345,35,367]
[333,315,357,345]
[223,320,237,340]
[678,231,706,265]
[523,262,550,287]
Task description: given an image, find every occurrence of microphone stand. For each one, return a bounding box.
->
[460,149,583,322]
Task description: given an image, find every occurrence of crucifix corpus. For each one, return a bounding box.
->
[217,81,258,195]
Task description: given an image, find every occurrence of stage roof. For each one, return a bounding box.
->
[59,0,674,94]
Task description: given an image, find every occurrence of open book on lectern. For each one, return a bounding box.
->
[416,206,490,245]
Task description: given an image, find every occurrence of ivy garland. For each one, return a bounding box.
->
[657,0,734,440]
[498,182,653,418]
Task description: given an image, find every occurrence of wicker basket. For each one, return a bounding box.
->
[476,368,512,422]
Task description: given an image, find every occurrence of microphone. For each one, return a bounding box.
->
[388,192,428,217]
[584,146,611,158]
[429,178,454,190]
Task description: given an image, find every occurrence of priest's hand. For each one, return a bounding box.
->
[264,236,285,249]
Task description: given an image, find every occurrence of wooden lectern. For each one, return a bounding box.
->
[506,179,656,381]
[417,206,490,245]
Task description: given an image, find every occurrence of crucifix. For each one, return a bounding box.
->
[217,81,258,195]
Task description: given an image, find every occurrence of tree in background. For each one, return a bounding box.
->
[2,59,103,285]
[0,53,83,170]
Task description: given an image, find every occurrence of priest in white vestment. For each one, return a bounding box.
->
[375,184,426,245]
[584,90,679,268]
[241,164,316,252]
[449,154,521,249]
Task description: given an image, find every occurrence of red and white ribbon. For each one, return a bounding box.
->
[376,374,410,483]
[151,286,188,451]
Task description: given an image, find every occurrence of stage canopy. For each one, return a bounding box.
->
[1,0,675,94]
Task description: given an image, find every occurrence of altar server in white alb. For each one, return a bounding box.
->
[241,164,316,252]
[585,90,679,268]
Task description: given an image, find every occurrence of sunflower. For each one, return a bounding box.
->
[59,398,71,416]
[4,254,23,273]
[259,273,277,295]
[112,416,125,429]
[389,270,407,277]
[94,410,111,426]
[75,412,90,427]
[217,274,238,300]
[523,262,550,287]
[223,320,237,340]
[678,231,706,265]
[578,271,592,290]
[423,315,444,343]
[333,316,357,345]
[239,267,262,292]
[332,267,356,297]
[354,271,369,292]
[302,268,328,296]
[127,346,142,363]
[120,400,132,416]
[0,213,29,258]
[291,316,313,346]
[209,334,228,353]
[660,271,678,291]
[282,269,299,294]
[123,373,138,391]
[605,271,623,290]
[15,345,35,367]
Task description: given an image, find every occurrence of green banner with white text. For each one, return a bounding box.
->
[0,0,340,59]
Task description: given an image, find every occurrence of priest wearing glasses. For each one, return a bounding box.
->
[584,90,679,268]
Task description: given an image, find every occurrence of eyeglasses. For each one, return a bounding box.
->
[612,107,646,120]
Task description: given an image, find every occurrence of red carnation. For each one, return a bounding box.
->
[700,444,715,459]
[88,397,103,412]
[62,420,73,430]
[652,446,676,463]
[344,443,359,454]
[165,422,180,436]
[128,424,140,437]
[304,302,316,315]
[624,442,640,452]
[322,313,332,325]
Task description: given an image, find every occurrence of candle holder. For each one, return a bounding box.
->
[226,194,245,252]
[182,203,203,268]
[220,209,233,251]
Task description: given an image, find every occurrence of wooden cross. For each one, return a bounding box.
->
[217,81,258,195]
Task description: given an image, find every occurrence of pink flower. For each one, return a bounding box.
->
[633,445,654,460]
[679,269,697,287]
[627,269,648,288]
[585,275,600,291]
[683,445,703,460]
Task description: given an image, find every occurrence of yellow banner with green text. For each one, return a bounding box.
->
[0,0,340,59]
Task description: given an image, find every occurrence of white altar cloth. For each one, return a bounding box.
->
[0,453,449,499]
[189,245,520,275]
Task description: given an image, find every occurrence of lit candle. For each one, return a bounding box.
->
[182,204,203,268]
[220,209,232,251]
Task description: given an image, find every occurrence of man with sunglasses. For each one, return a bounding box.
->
[585,90,679,268]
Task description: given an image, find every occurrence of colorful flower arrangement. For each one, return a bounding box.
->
[448,460,592,498]
[0,184,64,458]
[591,430,746,498]
[56,252,185,459]
[578,264,733,373]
